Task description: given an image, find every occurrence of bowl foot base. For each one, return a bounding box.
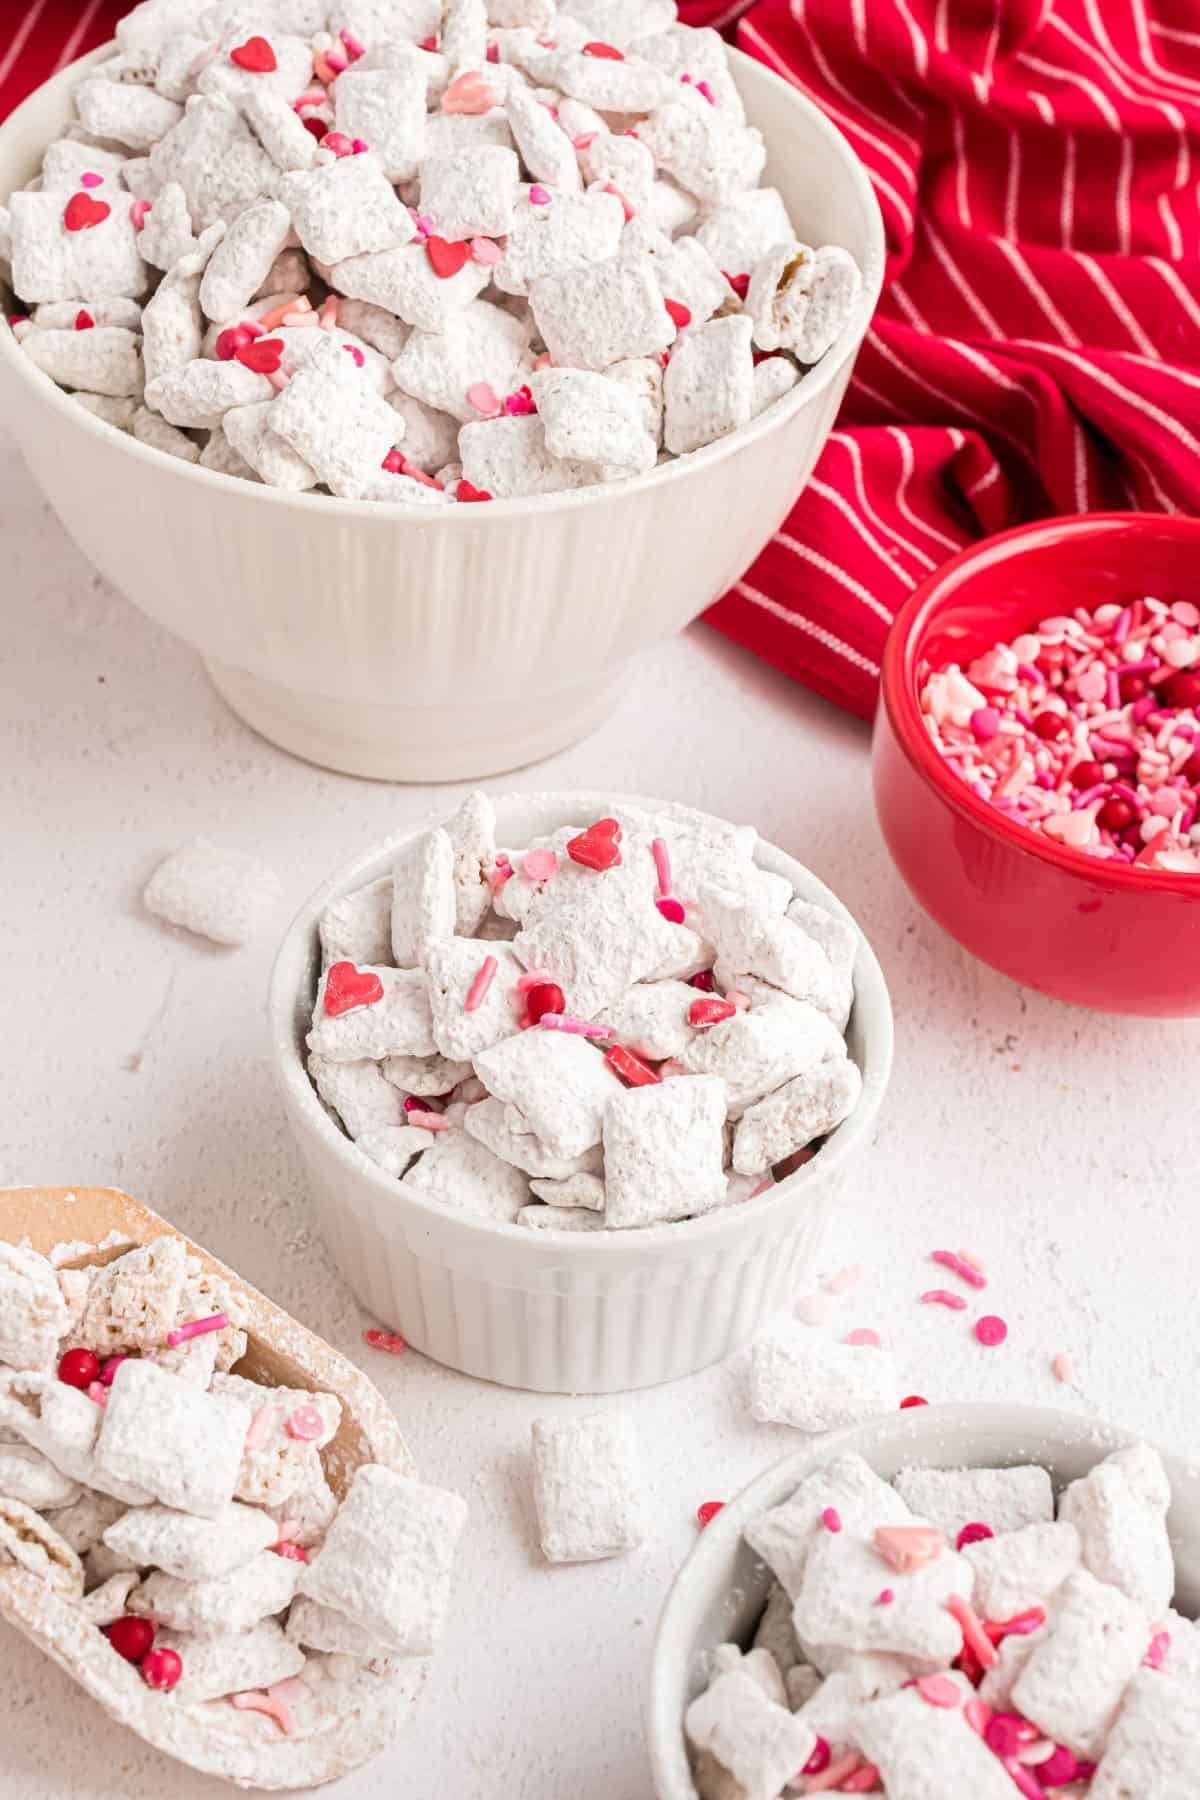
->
[204,657,627,782]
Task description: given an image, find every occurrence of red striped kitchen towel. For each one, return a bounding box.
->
[4,2,1200,720]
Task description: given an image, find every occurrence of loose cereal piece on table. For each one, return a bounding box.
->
[311,1054,419,1139]
[391,827,456,969]
[308,962,436,1061]
[391,298,532,422]
[299,1464,468,1656]
[745,242,862,362]
[79,1233,187,1353]
[962,1518,1082,1619]
[158,1618,306,1704]
[474,1029,623,1159]
[603,1075,727,1228]
[212,1370,340,1506]
[892,1463,1055,1540]
[21,328,144,399]
[102,1500,277,1582]
[0,1442,79,1510]
[853,1673,1018,1800]
[320,876,395,968]
[494,188,623,297]
[401,1130,531,1222]
[93,1358,251,1518]
[0,1496,84,1598]
[676,997,843,1118]
[1059,1442,1175,1618]
[0,1243,71,1369]
[130,1549,302,1637]
[518,1203,606,1231]
[745,1454,912,1600]
[1092,1668,1200,1800]
[530,1412,644,1564]
[528,1171,606,1211]
[268,356,402,500]
[663,313,754,455]
[748,1330,899,1432]
[1012,1569,1150,1759]
[459,414,595,498]
[531,253,676,371]
[684,1667,815,1800]
[143,839,281,943]
[529,366,658,475]
[732,1057,862,1176]
[423,937,525,1060]
[333,64,427,181]
[278,152,415,264]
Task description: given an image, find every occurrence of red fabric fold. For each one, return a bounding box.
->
[4,2,1199,719]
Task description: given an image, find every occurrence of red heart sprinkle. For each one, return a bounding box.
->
[723,270,750,299]
[75,309,95,331]
[230,35,277,72]
[697,1501,724,1528]
[606,1044,660,1087]
[426,235,470,278]
[456,479,493,502]
[324,960,384,1017]
[419,33,438,50]
[567,818,622,871]
[583,40,624,58]
[236,336,284,374]
[689,997,736,1027]
[63,192,110,232]
[664,298,691,329]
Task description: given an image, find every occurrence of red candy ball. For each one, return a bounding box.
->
[1070,760,1106,790]
[1031,710,1067,740]
[1184,749,1200,787]
[1162,670,1200,710]
[526,982,565,1023]
[1099,797,1135,832]
[58,1347,100,1389]
[140,1646,183,1691]
[1119,673,1148,702]
[107,1615,155,1664]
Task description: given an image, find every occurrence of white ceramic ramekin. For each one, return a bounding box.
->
[647,1402,1200,1799]
[268,791,893,1394]
[0,47,885,782]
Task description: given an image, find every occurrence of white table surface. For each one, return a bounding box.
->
[4,426,1199,1800]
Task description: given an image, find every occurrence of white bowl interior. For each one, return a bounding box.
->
[269,790,894,1258]
[648,1403,1200,1799]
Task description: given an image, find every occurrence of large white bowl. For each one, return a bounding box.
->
[647,1403,1200,1799]
[268,791,893,1394]
[0,46,885,781]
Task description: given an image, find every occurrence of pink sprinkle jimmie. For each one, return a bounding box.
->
[364,1328,408,1355]
[844,1328,881,1347]
[975,1314,1009,1347]
[946,1592,998,1669]
[231,1688,297,1736]
[1144,1629,1171,1669]
[166,1312,229,1347]
[802,1750,860,1792]
[407,1108,450,1130]
[1052,1352,1075,1383]
[922,1288,968,1310]
[931,1249,987,1290]
[539,1014,613,1039]
[245,1403,271,1449]
[464,954,498,1012]
[916,1673,961,1709]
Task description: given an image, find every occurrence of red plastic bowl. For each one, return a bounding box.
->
[873,513,1200,1016]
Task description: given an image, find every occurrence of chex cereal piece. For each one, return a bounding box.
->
[33,298,144,331]
[310,1054,409,1138]
[512,854,681,1017]
[131,406,201,463]
[93,1358,252,1518]
[795,1651,911,1750]
[0,1443,80,1510]
[21,327,143,399]
[581,131,655,213]
[893,1464,1055,1541]
[793,1515,972,1668]
[419,144,520,240]
[459,414,596,498]
[531,252,675,370]
[475,1029,622,1158]
[751,356,800,418]
[42,1488,125,1556]
[1091,1668,1200,1800]
[552,46,669,112]
[198,197,291,321]
[140,229,218,388]
[402,1129,531,1222]
[853,1673,1018,1800]
[74,77,184,152]
[386,389,458,472]
[130,1549,302,1638]
[320,880,394,968]
[749,1329,899,1432]
[308,962,435,1060]
[745,1454,913,1601]
[178,1256,248,1374]
[446,790,496,935]
[637,91,765,205]
[603,1075,727,1227]
[710,1644,788,1706]
[279,153,415,265]
[643,233,732,332]
[285,1593,393,1657]
[357,1124,430,1179]
[465,1096,605,1180]
[238,87,321,173]
[751,1582,800,1674]
[38,137,127,190]
[494,187,623,296]
[263,1445,337,1549]
[0,1243,71,1369]
[423,937,525,1060]
[663,313,754,455]
[199,425,259,479]
[391,298,532,422]
[382,1051,474,1096]
[963,1519,1082,1619]
[786,897,857,1025]
[644,177,700,239]
[528,1171,606,1211]
[0,1496,84,1599]
[145,355,276,426]
[268,356,402,499]
[500,83,579,192]
[137,180,200,272]
[977,1625,1043,1711]
[517,1204,606,1232]
[333,239,490,332]
[639,20,746,118]
[148,95,278,233]
[158,1619,305,1704]
[70,393,137,430]
[213,1370,341,1506]
[1012,1569,1150,1759]
[594,979,696,1061]
[391,826,456,967]
[746,242,862,362]
[732,1057,862,1175]
[530,1412,644,1563]
[676,996,844,1119]
[1059,1443,1175,1618]
[223,400,318,489]
[147,1329,221,1387]
[102,1500,277,1582]
[684,1667,815,1800]
[79,1234,187,1353]
[81,1569,140,1627]
[197,31,315,104]
[529,366,657,474]
[0,1372,152,1504]
[333,64,427,181]
[299,1464,467,1656]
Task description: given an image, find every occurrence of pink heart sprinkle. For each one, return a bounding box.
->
[528,183,552,205]
[964,1698,992,1736]
[917,1674,961,1709]
[470,236,503,266]
[845,1327,881,1347]
[521,847,558,881]
[80,171,103,188]
[466,380,502,418]
[572,132,597,149]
